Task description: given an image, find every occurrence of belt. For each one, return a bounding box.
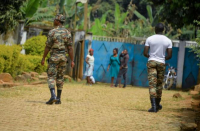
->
[51,49,66,53]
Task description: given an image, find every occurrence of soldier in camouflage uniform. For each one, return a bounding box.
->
[144,23,172,112]
[41,14,75,105]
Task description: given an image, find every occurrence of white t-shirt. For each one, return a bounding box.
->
[145,34,172,63]
[87,55,94,64]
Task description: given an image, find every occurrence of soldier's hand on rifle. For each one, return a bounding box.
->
[71,61,75,68]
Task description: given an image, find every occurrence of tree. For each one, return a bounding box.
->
[89,3,128,37]
[20,0,43,26]
[148,0,200,28]
[0,0,26,34]
[191,38,200,61]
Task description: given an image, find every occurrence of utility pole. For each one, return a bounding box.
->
[79,1,88,79]
[74,0,88,79]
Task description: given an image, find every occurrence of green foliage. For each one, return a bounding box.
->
[133,5,157,26]
[146,5,153,24]
[23,35,47,56]
[59,0,65,14]
[27,6,55,26]
[0,45,21,76]
[89,3,129,37]
[134,10,148,24]
[89,3,155,38]
[20,0,54,26]
[21,0,40,18]
[64,0,85,29]
[9,45,23,76]
[0,58,5,73]
[0,44,47,77]
[89,0,129,22]
[128,20,154,37]
[0,45,22,75]
[0,0,25,33]
[89,10,111,36]
[114,4,128,35]
[17,54,47,73]
[148,0,200,28]
[191,38,200,61]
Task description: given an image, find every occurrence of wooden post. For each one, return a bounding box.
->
[74,3,77,30]
[78,2,88,79]
[198,67,200,84]
[71,2,78,78]
[84,2,88,31]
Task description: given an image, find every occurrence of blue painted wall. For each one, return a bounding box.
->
[83,40,199,88]
[182,48,199,89]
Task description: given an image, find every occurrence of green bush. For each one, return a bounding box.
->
[0,58,5,73]
[17,55,47,73]
[9,45,22,76]
[191,38,200,62]
[23,35,47,56]
[0,44,47,77]
[0,44,22,76]
[0,44,13,73]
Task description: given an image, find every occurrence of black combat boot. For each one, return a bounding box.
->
[156,98,162,111]
[46,88,57,105]
[148,98,157,112]
[55,90,62,104]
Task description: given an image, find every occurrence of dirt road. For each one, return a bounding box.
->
[0,82,195,131]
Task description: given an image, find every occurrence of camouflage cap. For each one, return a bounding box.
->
[55,14,65,22]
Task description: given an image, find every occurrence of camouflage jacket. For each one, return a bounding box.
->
[46,26,72,54]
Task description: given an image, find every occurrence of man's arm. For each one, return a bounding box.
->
[67,45,75,68]
[64,30,75,68]
[143,46,150,58]
[41,30,54,65]
[121,55,129,68]
[41,46,50,65]
[165,48,172,60]
[119,52,124,57]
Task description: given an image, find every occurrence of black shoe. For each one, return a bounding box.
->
[148,98,157,112]
[156,98,162,111]
[55,90,62,104]
[46,97,57,104]
[55,99,61,104]
[46,88,57,105]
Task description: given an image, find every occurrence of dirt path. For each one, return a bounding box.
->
[0,82,195,131]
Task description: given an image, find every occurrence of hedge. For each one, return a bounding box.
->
[23,35,47,56]
[0,44,47,77]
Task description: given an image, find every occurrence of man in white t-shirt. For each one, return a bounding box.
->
[143,23,172,112]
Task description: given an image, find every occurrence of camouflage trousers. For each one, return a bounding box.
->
[147,60,165,98]
[47,53,67,90]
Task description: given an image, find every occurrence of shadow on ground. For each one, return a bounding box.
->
[26,101,45,104]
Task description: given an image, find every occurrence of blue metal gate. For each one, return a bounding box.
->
[182,48,199,89]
